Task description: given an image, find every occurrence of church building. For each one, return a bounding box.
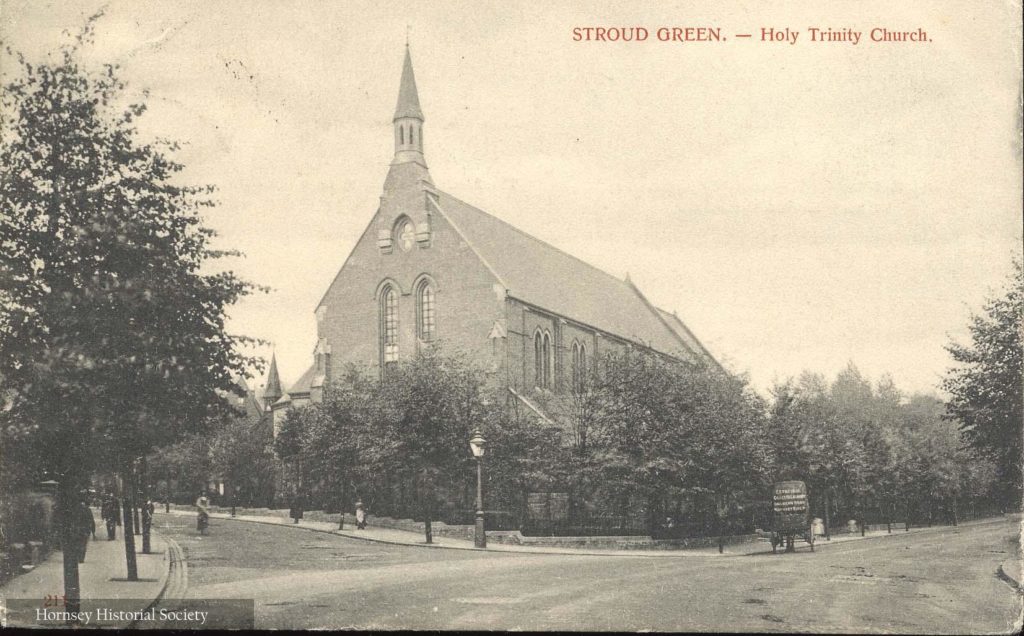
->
[271,47,717,433]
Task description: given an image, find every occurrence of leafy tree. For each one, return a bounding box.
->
[767,364,1000,534]
[944,259,1023,509]
[374,348,484,542]
[591,351,769,534]
[484,400,566,524]
[0,17,263,600]
[147,433,215,503]
[281,366,378,513]
[900,395,997,524]
[208,405,277,508]
[768,366,889,533]
[766,380,812,482]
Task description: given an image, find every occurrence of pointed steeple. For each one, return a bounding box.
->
[263,353,282,410]
[391,46,427,168]
[393,46,424,122]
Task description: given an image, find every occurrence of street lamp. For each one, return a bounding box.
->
[469,429,487,548]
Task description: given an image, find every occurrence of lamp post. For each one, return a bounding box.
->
[469,430,487,548]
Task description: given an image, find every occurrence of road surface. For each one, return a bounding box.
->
[153,513,1021,632]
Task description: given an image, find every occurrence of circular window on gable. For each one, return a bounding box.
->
[395,217,416,252]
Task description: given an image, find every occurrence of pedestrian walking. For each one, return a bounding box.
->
[290,493,305,525]
[196,491,210,534]
[100,492,120,540]
[141,498,155,535]
[73,495,95,564]
[355,500,366,530]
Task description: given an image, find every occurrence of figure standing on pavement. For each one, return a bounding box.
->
[73,494,95,563]
[141,498,155,535]
[290,493,305,525]
[196,490,210,533]
[355,500,366,530]
[100,492,121,540]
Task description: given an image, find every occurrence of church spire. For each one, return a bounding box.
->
[263,353,282,410]
[392,46,426,165]
[394,46,423,121]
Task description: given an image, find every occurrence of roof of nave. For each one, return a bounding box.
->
[655,308,720,369]
[431,190,715,363]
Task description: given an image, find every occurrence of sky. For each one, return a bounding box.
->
[2,0,1021,398]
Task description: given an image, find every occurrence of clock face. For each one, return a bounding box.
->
[398,220,415,251]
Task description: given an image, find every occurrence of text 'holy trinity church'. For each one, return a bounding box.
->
[266,47,718,433]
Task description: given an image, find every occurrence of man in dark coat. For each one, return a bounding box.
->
[290,493,305,524]
[100,493,121,540]
[74,497,96,563]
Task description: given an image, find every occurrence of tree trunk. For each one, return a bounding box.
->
[141,457,151,554]
[342,475,350,532]
[58,479,82,622]
[715,494,726,554]
[422,471,433,545]
[823,490,831,541]
[121,466,139,581]
[131,467,141,536]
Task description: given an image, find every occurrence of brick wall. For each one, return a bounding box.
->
[318,191,506,383]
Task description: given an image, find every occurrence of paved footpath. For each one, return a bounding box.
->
[0,511,171,629]
[165,508,1012,558]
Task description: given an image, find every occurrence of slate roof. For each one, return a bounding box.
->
[231,376,267,421]
[432,191,714,362]
[393,47,423,121]
[656,308,720,369]
[277,363,316,405]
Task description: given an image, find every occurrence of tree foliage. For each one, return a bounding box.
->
[943,259,1023,508]
[585,351,768,527]
[767,363,998,527]
[0,21,265,492]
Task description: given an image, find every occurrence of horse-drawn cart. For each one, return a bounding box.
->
[771,480,814,553]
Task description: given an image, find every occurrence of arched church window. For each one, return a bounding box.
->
[380,285,398,375]
[570,341,587,393]
[542,331,553,389]
[410,125,415,146]
[416,279,435,341]
[399,125,405,145]
[570,341,580,392]
[394,217,416,252]
[534,330,542,387]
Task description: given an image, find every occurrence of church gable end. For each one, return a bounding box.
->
[292,44,718,414]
